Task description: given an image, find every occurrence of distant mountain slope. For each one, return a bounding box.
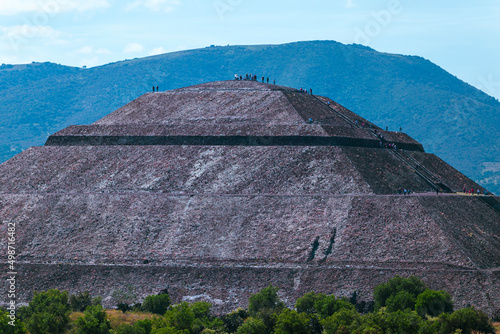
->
[0,40,498,194]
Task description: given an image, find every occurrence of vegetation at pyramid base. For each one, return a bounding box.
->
[1,276,495,334]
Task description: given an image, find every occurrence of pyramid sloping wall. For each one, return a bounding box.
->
[1,80,499,315]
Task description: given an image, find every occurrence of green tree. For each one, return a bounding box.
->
[70,291,93,312]
[415,289,453,317]
[383,310,422,334]
[274,309,310,334]
[385,290,416,312]
[0,309,27,334]
[74,304,112,334]
[117,303,131,313]
[354,323,383,334]
[295,292,325,315]
[151,327,190,334]
[23,289,70,334]
[321,308,361,334]
[373,276,427,310]
[439,307,494,334]
[314,294,354,319]
[143,293,171,315]
[135,318,154,334]
[221,309,247,333]
[187,301,224,333]
[303,314,322,334]
[164,302,195,333]
[418,318,442,334]
[236,318,266,334]
[248,285,285,332]
[360,309,422,334]
[114,322,149,334]
[248,285,284,317]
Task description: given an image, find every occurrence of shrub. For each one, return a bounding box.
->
[70,291,92,312]
[135,318,154,334]
[236,317,266,334]
[415,289,453,317]
[143,293,171,315]
[321,308,361,334]
[0,309,27,334]
[117,303,131,313]
[23,289,70,334]
[304,314,322,334]
[295,292,325,315]
[373,276,426,310]
[221,309,247,333]
[248,285,284,317]
[114,323,145,334]
[74,304,111,334]
[314,294,354,319]
[114,320,153,334]
[360,309,422,334]
[274,308,310,334]
[189,302,223,333]
[164,302,195,333]
[150,327,190,334]
[248,285,285,332]
[382,310,422,334]
[385,290,416,312]
[439,307,495,334]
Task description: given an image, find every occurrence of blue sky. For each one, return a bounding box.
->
[1,0,499,99]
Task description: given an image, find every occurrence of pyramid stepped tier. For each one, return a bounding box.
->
[0,80,499,315]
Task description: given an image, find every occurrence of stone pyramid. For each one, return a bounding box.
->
[1,80,499,314]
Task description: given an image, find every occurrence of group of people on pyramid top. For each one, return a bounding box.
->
[234,74,275,85]
[152,85,159,92]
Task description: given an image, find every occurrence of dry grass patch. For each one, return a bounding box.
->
[105,309,155,328]
[493,322,500,334]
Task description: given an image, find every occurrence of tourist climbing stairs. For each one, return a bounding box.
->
[315,94,456,193]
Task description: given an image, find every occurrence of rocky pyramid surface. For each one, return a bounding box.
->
[0,80,499,314]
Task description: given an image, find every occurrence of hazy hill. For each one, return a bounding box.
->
[0,40,498,194]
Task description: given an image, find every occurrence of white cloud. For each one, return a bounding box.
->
[95,47,111,54]
[0,54,20,64]
[344,0,357,9]
[0,24,66,51]
[0,0,110,15]
[149,46,166,56]
[76,46,112,54]
[125,0,180,13]
[77,46,94,54]
[1,24,60,40]
[123,43,144,53]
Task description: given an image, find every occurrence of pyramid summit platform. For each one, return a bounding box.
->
[1,80,499,314]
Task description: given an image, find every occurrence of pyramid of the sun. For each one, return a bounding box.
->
[1,80,499,314]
